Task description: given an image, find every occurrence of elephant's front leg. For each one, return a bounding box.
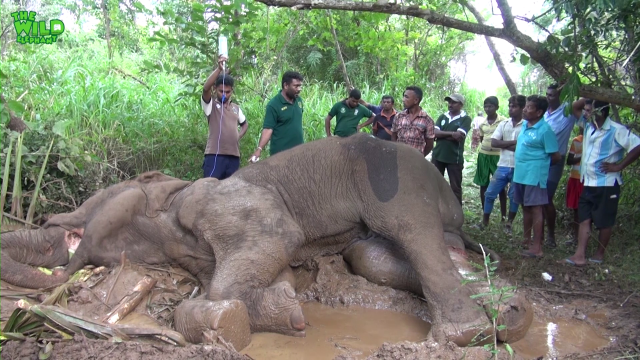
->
[199,210,307,337]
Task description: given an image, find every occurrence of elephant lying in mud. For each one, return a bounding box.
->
[1,133,504,347]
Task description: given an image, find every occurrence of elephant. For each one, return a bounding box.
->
[1,133,500,347]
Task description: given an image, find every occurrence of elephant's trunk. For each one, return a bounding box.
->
[1,249,69,289]
[1,227,71,289]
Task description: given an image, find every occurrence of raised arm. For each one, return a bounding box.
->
[202,55,227,103]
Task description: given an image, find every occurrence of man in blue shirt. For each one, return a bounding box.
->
[543,84,587,248]
[513,95,562,259]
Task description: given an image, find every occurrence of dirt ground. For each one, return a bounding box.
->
[1,251,639,360]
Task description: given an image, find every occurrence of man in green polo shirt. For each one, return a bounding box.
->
[251,71,305,161]
[325,88,374,138]
[432,93,472,205]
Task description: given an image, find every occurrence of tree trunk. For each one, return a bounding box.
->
[101,0,113,61]
[463,1,518,95]
[256,0,640,111]
[327,11,353,92]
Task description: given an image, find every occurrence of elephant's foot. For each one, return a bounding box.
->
[250,281,306,337]
[489,291,534,343]
[174,299,252,351]
[432,317,494,347]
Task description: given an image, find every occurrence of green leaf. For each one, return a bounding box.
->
[7,100,25,114]
[192,3,205,13]
[505,343,514,356]
[0,69,7,80]
[57,160,71,174]
[519,53,530,66]
[52,120,70,136]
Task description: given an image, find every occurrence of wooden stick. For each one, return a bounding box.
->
[621,290,636,307]
[101,276,157,324]
[1,212,40,228]
[105,251,126,305]
[531,287,606,299]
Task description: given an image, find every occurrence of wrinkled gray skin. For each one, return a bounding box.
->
[15,133,496,347]
[0,226,75,288]
[341,231,491,296]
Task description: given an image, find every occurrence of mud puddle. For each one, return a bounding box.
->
[509,317,612,359]
[241,301,431,359]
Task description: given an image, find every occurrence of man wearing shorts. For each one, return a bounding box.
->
[513,95,561,258]
[543,84,585,248]
[564,100,640,266]
[473,96,506,218]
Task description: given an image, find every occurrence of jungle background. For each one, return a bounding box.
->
[1,0,639,292]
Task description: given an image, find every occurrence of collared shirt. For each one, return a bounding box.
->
[513,119,559,188]
[544,102,578,156]
[392,108,435,153]
[569,135,583,179]
[580,117,640,186]
[491,118,523,168]
[329,101,374,137]
[432,110,472,164]
[263,92,305,155]
[373,109,397,141]
[201,97,246,157]
[478,115,506,155]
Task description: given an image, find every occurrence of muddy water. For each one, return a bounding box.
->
[241,302,431,359]
[510,318,611,359]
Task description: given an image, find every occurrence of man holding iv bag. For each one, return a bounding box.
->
[200,35,249,179]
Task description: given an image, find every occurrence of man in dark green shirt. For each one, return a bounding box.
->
[251,71,305,161]
[432,93,472,205]
[325,88,374,138]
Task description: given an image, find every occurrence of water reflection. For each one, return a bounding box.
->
[511,318,611,359]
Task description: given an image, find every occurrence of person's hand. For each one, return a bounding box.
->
[451,131,464,141]
[600,162,622,173]
[249,148,261,163]
[357,125,362,132]
[216,55,228,72]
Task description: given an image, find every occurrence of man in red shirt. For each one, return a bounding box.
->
[391,86,435,157]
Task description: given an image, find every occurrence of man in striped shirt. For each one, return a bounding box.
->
[564,100,640,266]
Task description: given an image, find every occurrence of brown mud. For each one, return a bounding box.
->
[1,253,637,360]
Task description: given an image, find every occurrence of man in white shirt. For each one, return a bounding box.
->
[479,95,525,232]
[564,100,640,266]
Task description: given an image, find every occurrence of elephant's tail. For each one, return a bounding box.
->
[458,231,502,270]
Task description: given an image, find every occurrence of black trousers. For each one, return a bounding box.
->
[432,158,464,205]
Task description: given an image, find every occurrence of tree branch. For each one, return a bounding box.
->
[463,1,518,95]
[255,0,640,111]
[258,0,507,39]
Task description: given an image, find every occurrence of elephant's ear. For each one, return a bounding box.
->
[141,179,192,217]
[134,171,179,184]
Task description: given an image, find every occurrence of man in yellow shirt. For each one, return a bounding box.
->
[473,96,507,218]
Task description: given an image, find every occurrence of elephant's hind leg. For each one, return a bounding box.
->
[363,203,493,347]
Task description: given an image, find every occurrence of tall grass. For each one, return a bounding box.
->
[1,30,487,215]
